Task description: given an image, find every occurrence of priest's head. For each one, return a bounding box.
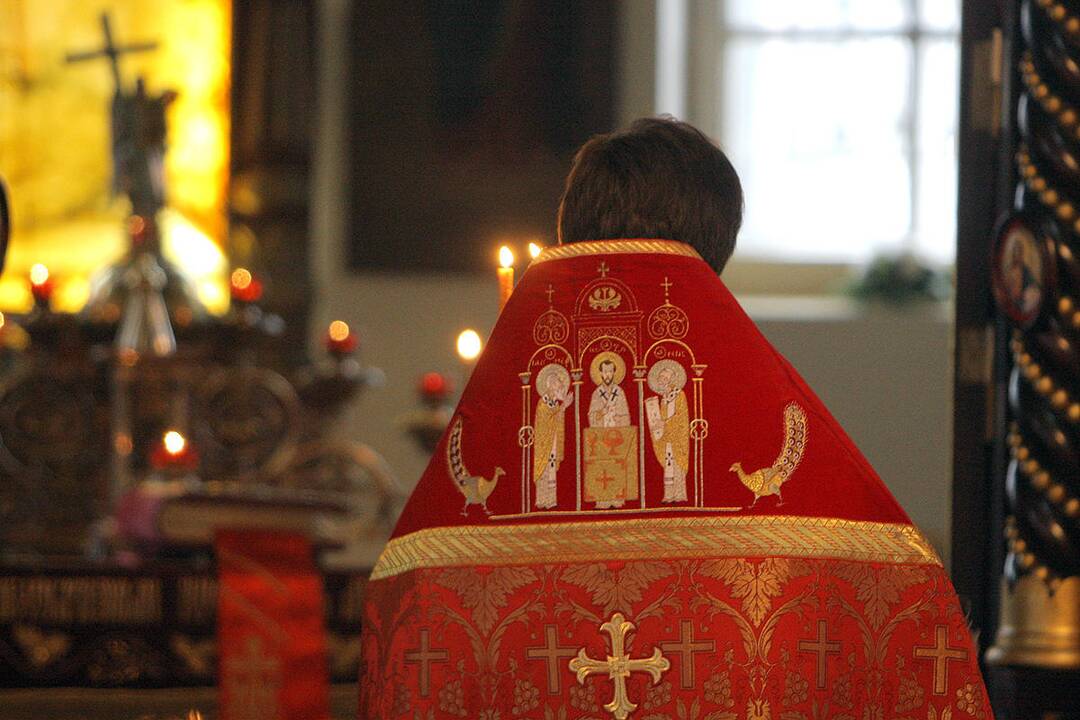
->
[556,116,743,274]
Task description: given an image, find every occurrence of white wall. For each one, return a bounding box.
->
[310,0,954,566]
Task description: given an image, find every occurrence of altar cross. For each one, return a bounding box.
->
[914,625,968,695]
[798,619,841,689]
[526,625,578,694]
[65,13,158,90]
[660,619,714,688]
[405,628,449,697]
[568,612,670,720]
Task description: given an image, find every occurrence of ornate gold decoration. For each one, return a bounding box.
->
[1007,425,1080,523]
[568,612,670,720]
[436,566,538,634]
[526,625,578,694]
[1010,335,1080,427]
[588,285,623,312]
[798,619,841,689]
[11,624,72,668]
[913,626,968,695]
[369,515,942,580]
[533,308,570,345]
[446,417,505,515]
[1019,53,1080,143]
[1035,0,1080,44]
[659,619,714,689]
[987,573,1080,668]
[1017,145,1080,232]
[729,403,808,507]
[530,239,702,265]
[405,628,449,698]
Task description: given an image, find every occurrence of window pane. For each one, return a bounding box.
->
[918,0,961,32]
[726,0,909,32]
[915,39,960,265]
[721,38,912,263]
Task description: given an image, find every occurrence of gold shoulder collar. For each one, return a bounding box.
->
[369,515,942,581]
[531,240,702,266]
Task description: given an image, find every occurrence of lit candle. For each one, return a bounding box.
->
[29,263,53,307]
[456,329,482,361]
[326,320,358,354]
[498,246,514,310]
[528,242,544,260]
[150,429,199,471]
[230,267,264,303]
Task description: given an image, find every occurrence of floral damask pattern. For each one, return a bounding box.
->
[359,556,990,720]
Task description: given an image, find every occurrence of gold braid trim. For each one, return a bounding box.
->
[369,515,942,580]
[530,240,702,266]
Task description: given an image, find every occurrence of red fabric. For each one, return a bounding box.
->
[360,240,990,718]
[218,530,329,720]
[361,558,990,719]
[392,241,905,537]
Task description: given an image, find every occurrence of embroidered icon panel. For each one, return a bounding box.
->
[497,260,808,518]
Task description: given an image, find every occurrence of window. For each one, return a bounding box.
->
[716,0,960,265]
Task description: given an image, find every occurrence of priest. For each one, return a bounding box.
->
[359,118,991,719]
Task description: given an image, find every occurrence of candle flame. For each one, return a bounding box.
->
[456,329,482,360]
[498,246,514,268]
[230,267,253,290]
[30,264,49,286]
[163,430,187,456]
[528,242,543,259]
[328,320,351,342]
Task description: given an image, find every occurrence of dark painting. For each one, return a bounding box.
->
[347,1,617,272]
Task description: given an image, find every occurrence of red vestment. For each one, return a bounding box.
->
[360,240,991,719]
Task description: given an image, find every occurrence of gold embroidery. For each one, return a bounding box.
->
[369,516,942,580]
[560,562,673,617]
[914,626,968,696]
[447,417,505,515]
[568,612,670,720]
[659,619,715,689]
[529,240,702,265]
[798,620,841,689]
[699,558,804,626]
[730,403,808,507]
[526,626,578,695]
[833,563,930,630]
[436,566,538,634]
[589,285,623,312]
[404,628,449,698]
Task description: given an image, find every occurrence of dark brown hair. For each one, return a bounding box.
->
[556,117,743,273]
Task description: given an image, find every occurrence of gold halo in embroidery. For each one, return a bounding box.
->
[589,351,627,386]
[535,363,571,397]
[647,359,687,394]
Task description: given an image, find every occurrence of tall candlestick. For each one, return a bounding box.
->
[498,246,514,310]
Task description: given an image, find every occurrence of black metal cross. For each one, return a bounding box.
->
[65,13,158,91]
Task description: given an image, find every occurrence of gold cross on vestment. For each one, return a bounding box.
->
[405,628,448,697]
[569,612,670,720]
[798,619,841,689]
[914,625,968,695]
[546,284,555,305]
[598,261,610,278]
[660,619,714,688]
[661,276,673,302]
[527,625,578,694]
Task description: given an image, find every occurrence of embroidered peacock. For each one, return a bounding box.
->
[729,403,808,507]
[447,417,505,515]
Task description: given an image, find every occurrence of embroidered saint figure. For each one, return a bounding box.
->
[646,359,690,502]
[533,364,573,509]
[584,352,638,508]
